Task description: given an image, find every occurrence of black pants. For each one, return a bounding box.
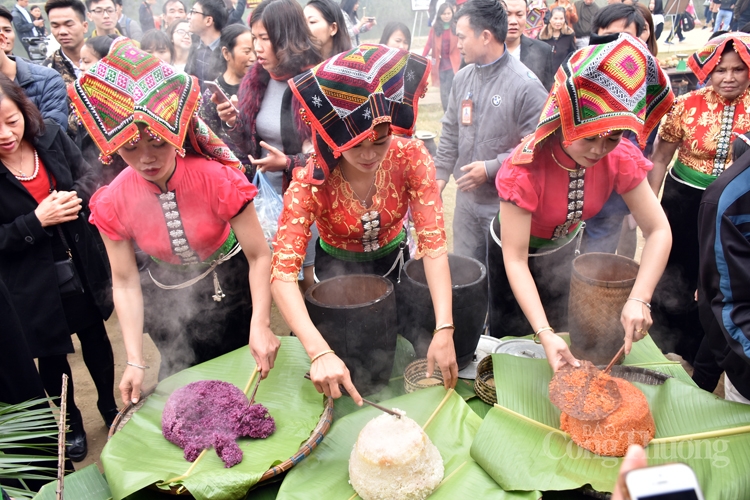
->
[37,320,116,426]
[488,215,579,338]
[439,69,454,112]
[651,174,706,364]
[666,14,685,41]
[143,252,253,379]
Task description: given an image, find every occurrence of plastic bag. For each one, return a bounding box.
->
[252,171,284,246]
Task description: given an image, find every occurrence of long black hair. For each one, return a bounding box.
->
[306,0,352,56]
[219,23,252,72]
[379,22,412,49]
[433,3,454,36]
[250,0,322,77]
[340,0,358,18]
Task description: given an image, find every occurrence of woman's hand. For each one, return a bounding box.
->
[249,325,280,379]
[249,141,288,172]
[620,299,652,354]
[611,445,649,500]
[119,364,146,405]
[34,190,82,227]
[215,94,239,128]
[539,331,581,372]
[427,330,458,389]
[309,353,363,406]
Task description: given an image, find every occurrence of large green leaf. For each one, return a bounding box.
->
[101,337,325,500]
[33,464,111,500]
[471,354,750,498]
[276,386,540,500]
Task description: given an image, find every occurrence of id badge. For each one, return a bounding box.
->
[461,99,473,126]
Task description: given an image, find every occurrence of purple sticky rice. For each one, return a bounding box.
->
[161,380,275,468]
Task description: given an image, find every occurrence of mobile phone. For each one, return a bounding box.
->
[367,16,375,21]
[204,81,237,112]
[625,463,705,500]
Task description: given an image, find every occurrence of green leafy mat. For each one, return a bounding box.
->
[100,337,325,500]
[471,354,750,498]
[276,387,540,500]
[33,464,111,500]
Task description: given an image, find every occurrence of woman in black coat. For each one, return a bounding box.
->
[539,7,577,75]
[0,75,114,462]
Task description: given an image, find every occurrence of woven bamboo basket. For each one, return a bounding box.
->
[474,355,497,405]
[568,253,639,365]
[404,358,444,393]
[108,388,335,495]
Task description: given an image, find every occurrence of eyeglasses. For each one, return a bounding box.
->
[174,29,190,37]
[90,7,115,15]
[188,9,206,16]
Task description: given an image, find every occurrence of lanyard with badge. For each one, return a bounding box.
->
[461,91,473,126]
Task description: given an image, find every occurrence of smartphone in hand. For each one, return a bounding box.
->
[625,463,704,500]
[205,81,238,113]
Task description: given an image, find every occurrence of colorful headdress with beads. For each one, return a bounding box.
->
[688,32,750,84]
[68,37,240,168]
[289,44,430,184]
[513,34,673,164]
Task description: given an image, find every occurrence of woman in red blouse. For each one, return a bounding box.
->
[69,39,278,405]
[271,45,457,404]
[649,33,750,368]
[422,3,460,111]
[488,35,674,371]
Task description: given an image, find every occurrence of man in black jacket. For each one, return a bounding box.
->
[697,138,750,404]
[504,0,554,89]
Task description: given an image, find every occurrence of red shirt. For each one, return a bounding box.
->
[496,136,651,240]
[271,139,447,282]
[21,158,52,204]
[89,155,257,264]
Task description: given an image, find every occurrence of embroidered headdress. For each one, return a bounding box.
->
[68,38,240,168]
[289,44,430,184]
[688,32,750,84]
[513,34,674,164]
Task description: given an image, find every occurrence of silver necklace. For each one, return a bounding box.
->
[340,167,376,208]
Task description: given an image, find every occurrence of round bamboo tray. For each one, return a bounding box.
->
[474,355,497,405]
[404,358,443,393]
[108,388,335,495]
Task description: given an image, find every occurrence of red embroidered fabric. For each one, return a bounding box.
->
[271,139,447,282]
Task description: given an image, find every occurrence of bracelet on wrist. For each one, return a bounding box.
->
[432,323,455,335]
[126,361,150,370]
[533,326,554,344]
[310,349,335,365]
[627,297,651,310]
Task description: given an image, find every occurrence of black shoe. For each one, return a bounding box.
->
[66,423,88,462]
[101,408,120,429]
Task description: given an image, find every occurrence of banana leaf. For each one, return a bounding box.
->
[276,386,540,500]
[101,337,325,500]
[470,354,750,498]
[33,464,111,500]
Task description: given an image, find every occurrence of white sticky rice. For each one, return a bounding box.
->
[348,410,444,500]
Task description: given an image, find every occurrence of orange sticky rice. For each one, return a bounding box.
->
[560,377,655,457]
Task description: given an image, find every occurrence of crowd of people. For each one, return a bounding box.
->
[1,0,750,496]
